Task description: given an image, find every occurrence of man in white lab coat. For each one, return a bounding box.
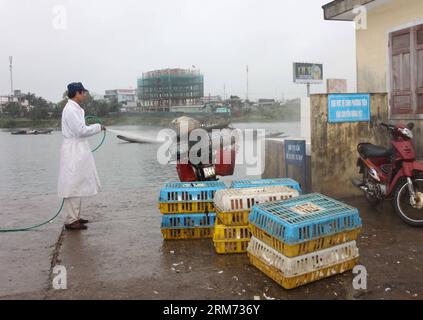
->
[58,82,106,230]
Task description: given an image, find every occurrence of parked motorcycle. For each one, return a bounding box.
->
[172,129,237,182]
[353,122,423,227]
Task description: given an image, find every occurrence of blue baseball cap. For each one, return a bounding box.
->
[67,82,89,95]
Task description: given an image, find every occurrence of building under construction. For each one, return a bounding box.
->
[137,68,204,111]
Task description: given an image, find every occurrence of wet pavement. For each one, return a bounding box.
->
[1,186,423,300]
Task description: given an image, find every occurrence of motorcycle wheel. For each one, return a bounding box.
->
[393,178,423,227]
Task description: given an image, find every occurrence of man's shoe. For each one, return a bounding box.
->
[65,221,88,230]
[79,218,89,224]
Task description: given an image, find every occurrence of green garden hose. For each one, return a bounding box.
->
[0,115,106,233]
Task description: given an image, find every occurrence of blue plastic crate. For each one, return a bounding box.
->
[159,181,226,202]
[161,213,216,229]
[249,193,362,244]
[230,178,302,194]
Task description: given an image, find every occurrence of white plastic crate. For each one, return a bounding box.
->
[247,237,359,278]
[213,186,299,213]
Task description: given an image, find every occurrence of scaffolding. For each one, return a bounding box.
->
[137,68,204,111]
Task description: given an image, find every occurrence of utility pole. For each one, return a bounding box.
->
[168,68,171,111]
[223,84,226,101]
[9,56,13,98]
[246,65,249,101]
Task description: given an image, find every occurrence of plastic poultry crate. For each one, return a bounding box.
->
[214,186,299,213]
[161,213,216,240]
[230,178,302,194]
[161,213,216,229]
[216,209,251,226]
[249,193,362,244]
[250,223,362,257]
[213,224,251,254]
[159,181,226,202]
[161,227,214,240]
[247,237,359,289]
[159,201,216,214]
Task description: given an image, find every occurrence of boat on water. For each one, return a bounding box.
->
[171,115,231,133]
[11,129,53,135]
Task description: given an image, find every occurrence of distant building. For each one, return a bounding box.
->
[201,95,222,104]
[0,94,30,114]
[104,89,137,104]
[0,96,10,113]
[138,68,204,111]
[13,90,23,97]
[258,99,276,107]
[104,89,138,112]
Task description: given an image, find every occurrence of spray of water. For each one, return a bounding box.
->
[107,129,165,144]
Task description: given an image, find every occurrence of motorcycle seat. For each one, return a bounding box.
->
[358,143,394,158]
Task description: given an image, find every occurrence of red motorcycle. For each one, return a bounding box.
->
[174,132,237,182]
[353,122,423,227]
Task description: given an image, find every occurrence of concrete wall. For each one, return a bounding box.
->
[262,139,312,193]
[310,93,389,198]
[356,0,423,92]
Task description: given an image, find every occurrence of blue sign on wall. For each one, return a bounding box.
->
[284,139,307,192]
[285,140,306,166]
[328,94,370,123]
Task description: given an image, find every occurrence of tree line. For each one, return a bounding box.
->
[1,92,121,120]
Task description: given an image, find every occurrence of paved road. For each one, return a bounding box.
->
[1,189,422,300]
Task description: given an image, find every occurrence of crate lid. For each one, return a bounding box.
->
[159,181,227,202]
[162,181,226,191]
[231,178,301,192]
[253,193,359,225]
[249,193,362,243]
[214,186,299,212]
[215,185,299,198]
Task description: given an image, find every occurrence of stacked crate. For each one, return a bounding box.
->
[231,178,302,194]
[213,186,300,254]
[159,181,226,240]
[247,193,362,289]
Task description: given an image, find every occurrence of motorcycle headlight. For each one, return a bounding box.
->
[399,127,413,139]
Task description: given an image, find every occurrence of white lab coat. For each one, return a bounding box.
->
[57,99,102,198]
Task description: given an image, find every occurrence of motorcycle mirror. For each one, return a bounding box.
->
[407,122,415,130]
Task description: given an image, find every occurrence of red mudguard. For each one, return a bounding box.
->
[215,147,236,176]
[389,160,423,195]
[176,162,197,182]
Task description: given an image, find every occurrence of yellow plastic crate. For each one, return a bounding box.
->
[213,224,251,254]
[161,227,214,240]
[159,201,215,214]
[248,253,359,290]
[250,224,362,258]
[214,240,250,254]
[216,209,250,226]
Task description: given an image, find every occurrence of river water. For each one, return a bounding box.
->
[0,122,300,217]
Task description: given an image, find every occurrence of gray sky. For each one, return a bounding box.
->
[0,0,356,102]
